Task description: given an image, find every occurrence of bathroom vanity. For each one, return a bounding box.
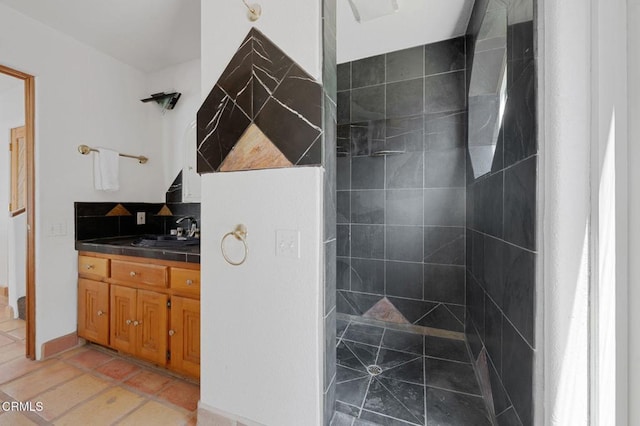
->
[77,248,200,378]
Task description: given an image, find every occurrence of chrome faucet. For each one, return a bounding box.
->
[176,216,198,238]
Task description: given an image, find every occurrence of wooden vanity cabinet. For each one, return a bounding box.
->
[111,285,168,365]
[77,252,200,378]
[77,279,109,346]
[170,296,200,377]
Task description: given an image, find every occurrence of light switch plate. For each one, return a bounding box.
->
[276,229,300,258]
[136,212,146,225]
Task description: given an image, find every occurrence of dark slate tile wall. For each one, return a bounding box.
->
[465,16,537,426]
[336,37,468,333]
[75,202,201,241]
[196,28,323,173]
[322,0,337,424]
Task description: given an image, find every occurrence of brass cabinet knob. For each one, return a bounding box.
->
[186,279,193,286]
[133,320,142,326]
[129,271,137,277]
[168,330,175,336]
[126,319,132,325]
[85,264,94,270]
[97,310,104,316]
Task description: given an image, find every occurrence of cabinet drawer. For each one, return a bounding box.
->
[170,268,200,295]
[111,260,168,288]
[78,256,109,279]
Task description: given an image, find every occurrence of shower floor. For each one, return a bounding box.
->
[331,318,492,426]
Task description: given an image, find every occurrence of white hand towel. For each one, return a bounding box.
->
[94,148,120,191]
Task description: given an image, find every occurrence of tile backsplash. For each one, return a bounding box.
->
[74,202,200,241]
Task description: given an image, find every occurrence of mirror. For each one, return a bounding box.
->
[182,120,201,202]
[468,0,508,178]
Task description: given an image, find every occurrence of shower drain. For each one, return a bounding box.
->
[366,365,383,376]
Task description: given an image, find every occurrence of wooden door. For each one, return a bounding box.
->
[170,296,200,378]
[110,285,136,354]
[136,290,168,365]
[9,126,26,215]
[77,279,109,345]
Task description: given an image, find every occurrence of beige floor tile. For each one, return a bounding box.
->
[0,334,15,348]
[0,342,26,365]
[36,374,111,421]
[0,357,55,385]
[7,328,25,341]
[56,346,88,360]
[0,319,25,332]
[117,400,191,425]
[54,386,145,426]
[0,411,37,425]
[124,370,172,396]
[3,361,82,400]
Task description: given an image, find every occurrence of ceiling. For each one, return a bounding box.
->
[0,0,200,73]
[338,0,475,63]
[0,73,22,93]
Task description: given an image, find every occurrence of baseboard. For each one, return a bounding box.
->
[41,332,80,359]
[197,402,264,426]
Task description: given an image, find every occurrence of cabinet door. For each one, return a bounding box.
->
[170,296,200,378]
[110,285,137,354]
[136,290,168,365]
[78,279,109,345]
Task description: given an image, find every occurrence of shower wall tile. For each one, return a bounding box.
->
[337,257,351,290]
[425,112,467,151]
[386,78,424,118]
[424,226,465,265]
[351,156,385,189]
[386,152,424,189]
[424,71,466,114]
[386,189,423,226]
[350,258,385,295]
[386,226,424,262]
[336,36,468,334]
[424,37,466,76]
[337,191,350,224]
[385,261,424,299]
[350,190,385,224]
[424,148,467,188]
[424,188,465,227]
[423,264,465,305]
[351,55,385,88]
[351,85,385,122]
[503,156,536,251]
[502,320,533,426]
[386,45,424,82]
[337,63,351,91]
[466,11,537,425]
[351,224,384,259]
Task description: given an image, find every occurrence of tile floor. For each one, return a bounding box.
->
[332,318,493,426]
[0,296,198,425]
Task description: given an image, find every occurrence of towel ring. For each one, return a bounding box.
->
[221,224,248,266]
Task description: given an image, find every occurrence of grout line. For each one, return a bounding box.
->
[425,384,483,398]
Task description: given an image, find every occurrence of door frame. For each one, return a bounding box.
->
[0,64,36,360]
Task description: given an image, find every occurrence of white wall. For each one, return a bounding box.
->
[200,1,324,423]
[541,0,591,423]
[337,0,473,63]
[201,168,324,425]
[0,84,24,293]
[0,3,167,358]
[8,214,26,315]
[627,0,640,423]
[146,58,201,192]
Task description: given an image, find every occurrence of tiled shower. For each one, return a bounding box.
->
[336,38,469,333]
[332,0,537,424]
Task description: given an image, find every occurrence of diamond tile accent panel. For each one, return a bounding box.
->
[197,28,323,173]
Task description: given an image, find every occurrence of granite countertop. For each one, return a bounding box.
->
[75,236,200,264]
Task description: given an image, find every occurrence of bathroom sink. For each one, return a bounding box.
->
[131,235,199,248]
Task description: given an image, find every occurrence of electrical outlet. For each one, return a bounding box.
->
[136,212,146,225]
[276,229,300,258]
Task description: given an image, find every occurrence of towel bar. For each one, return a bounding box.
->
[78,144,148,164]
